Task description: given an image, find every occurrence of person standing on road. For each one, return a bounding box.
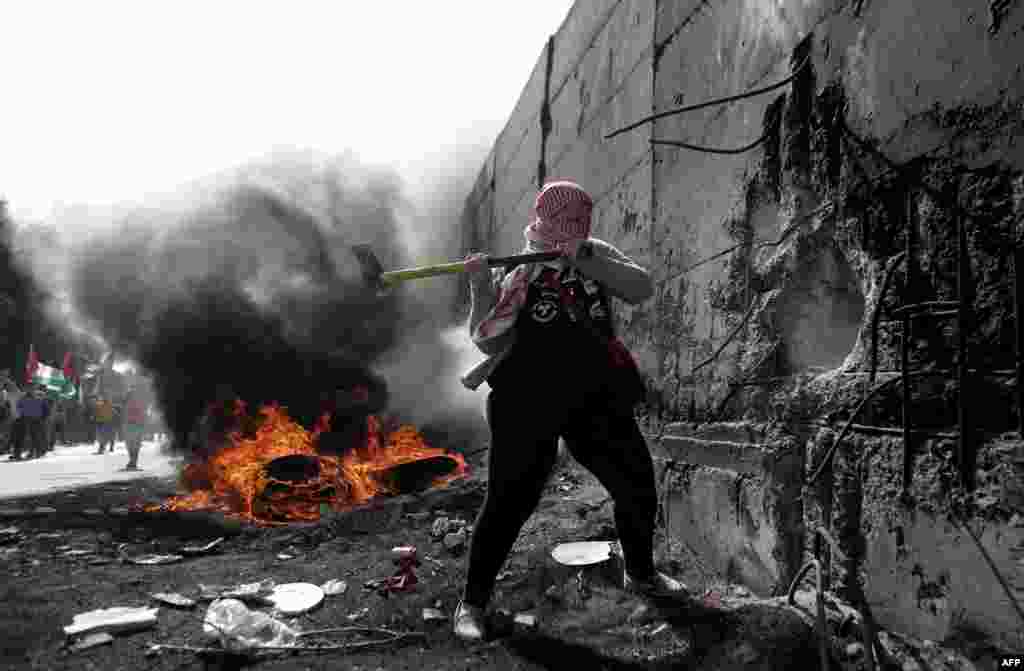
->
[93,395,116,454]
[0,377,21,456]
[15,387,49,460]
[452,181,686,642]
[121,386,147,471]
[49,399,67,449]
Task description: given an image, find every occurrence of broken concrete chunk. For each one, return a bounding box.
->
[320,579,348,596]
[151,592,196,608]
[69,632,114,651]
[64,606,159,637]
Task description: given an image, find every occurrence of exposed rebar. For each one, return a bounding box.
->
[956,209,975,490]
[1014,244,1024,436]
[605,54,813,140]
[649,133,768,155]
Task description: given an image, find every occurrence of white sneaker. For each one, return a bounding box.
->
[623,570,689,597]
[453,600,486,641]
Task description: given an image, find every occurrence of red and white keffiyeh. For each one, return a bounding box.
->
[472,181,593,347]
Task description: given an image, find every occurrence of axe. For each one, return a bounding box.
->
[351,244,592,291]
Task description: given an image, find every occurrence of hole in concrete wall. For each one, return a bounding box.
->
[777,242,866,372]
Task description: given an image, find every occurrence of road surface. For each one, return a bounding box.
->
[0,439,179,499]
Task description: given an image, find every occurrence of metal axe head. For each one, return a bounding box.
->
[350,244,385,292]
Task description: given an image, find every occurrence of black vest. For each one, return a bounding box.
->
[489,265,614,391]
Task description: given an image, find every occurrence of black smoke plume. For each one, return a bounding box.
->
[41,154,477,455]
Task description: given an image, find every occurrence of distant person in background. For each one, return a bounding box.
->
[122,386,147,471]
[93,395,116,454]
[49,399,67,449]
[0,377,23,457]
[15,387,49,460]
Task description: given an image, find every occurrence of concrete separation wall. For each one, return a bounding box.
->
[459,0,1024,655]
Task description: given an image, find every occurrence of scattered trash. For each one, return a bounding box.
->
[203,598,298,653]
[181,537,224,556]
[35,532,63,540]
[266,583,324,615]
[64,606,160,637]
[56,545,72,552]
[68,632,114,652]
[346,607,370,621]
[703,590,722,609]
[62,549,93,558]
[81,508,104,517]
[33,506,57,515]
[443,529,467,552]
[198,579,276,604]
[513,613,537,629]
[406,511,431,522]
[496,571,513,582]
[320,579,348,596]
[88,558,112,566]
[431,517,450,538]
[151,592,197,609]
[276,553,294,561]
[844,642,865,658]
[365,543,420,596]
[125,553,183,566]
[391,546,417,562]
[0,526,20,545]
[543,585,562,602]
[550,541,613,566]
[649,622,671,638]
[422,607,445,622]
[731,585,751,598]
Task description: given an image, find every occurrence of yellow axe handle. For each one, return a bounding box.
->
[380,261,468,286]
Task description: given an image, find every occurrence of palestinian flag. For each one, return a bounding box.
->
[32,362,79,400]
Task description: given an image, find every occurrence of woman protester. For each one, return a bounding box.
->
[453,181,686,641]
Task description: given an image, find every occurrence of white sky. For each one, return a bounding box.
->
[0,1,574,223]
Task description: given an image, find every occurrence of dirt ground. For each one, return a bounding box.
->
[0,453,868,671]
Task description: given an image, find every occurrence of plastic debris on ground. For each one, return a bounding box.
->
[550,541,613,566]
[68,632,114,652]
[266,583,324,615]
[151,592,197,609]
[124,553,183,566]
[63,606,160,637]
[364,545,420,596]
[320,579,348,596]
[198,579,276,604]
[181,537,224,556]
[422,608,446,622]
[202,598,298,654]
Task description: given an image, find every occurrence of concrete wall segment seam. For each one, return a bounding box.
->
[549,0,625,103]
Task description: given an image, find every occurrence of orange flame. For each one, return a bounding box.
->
[147,402,467,525]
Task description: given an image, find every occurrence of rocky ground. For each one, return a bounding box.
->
[0,452,985,671]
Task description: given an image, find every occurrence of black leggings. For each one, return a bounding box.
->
[462,387,658,607]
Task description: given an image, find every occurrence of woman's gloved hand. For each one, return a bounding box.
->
[464,252,490,282]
